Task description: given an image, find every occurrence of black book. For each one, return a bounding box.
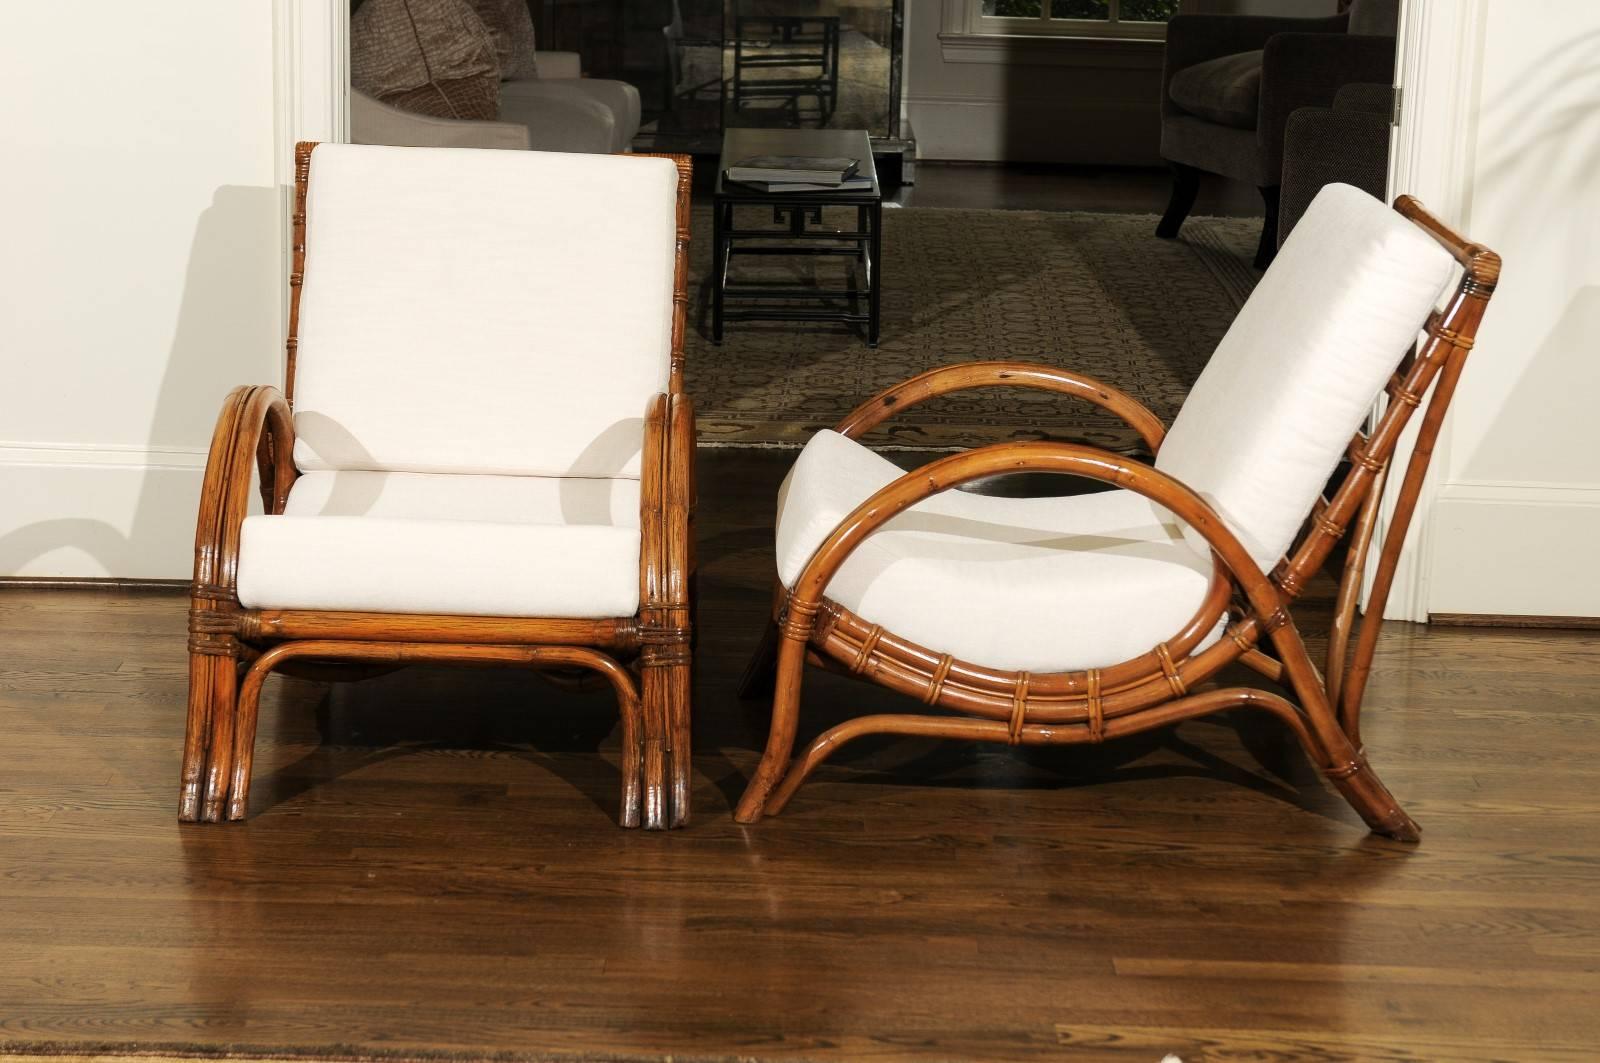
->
[731,176,875,194]
[725,155,860,185]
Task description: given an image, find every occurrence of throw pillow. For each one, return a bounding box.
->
[350,0,502,122]
[466,0,540,80]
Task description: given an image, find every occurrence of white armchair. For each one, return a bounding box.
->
[180,144,696,831]
[351,51,641,154]
[351,90,534,150]
[737,184,1501,842]
[498,51,642,154]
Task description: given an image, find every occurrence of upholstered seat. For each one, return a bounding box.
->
[180,143,696,831]
[1168,49,1262,130]
[738,182,1494,843]
[237,471,641,618]
[498,73,642,154]
[776,431,1219,673]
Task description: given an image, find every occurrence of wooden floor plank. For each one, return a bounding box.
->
[2,446,1598,1062]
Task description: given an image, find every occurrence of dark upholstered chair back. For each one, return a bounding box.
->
[1348,0,1399,37]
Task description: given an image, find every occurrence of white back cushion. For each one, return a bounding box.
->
[292,144,679,479]
[1156,184,1454,570]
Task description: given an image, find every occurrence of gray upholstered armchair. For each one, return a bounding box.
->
[1155,0,1398,268]
[1280,82,1394,247]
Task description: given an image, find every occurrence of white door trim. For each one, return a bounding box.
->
[1370,0,1487,621]
[274,0,349,174]
[271,0,348,372]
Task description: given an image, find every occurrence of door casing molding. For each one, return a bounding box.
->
[1371,0,1487,621]
[271,0,348,369]
[274,0,349,173]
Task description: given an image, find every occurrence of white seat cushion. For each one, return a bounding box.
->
[775,431,1221,674]
[236,471,640,617]
[1156,183,1456,571]
[292,144,680,479]
[278,469,639,526]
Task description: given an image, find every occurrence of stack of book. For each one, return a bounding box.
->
[724,155,871,193]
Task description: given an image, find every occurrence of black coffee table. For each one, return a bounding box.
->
[712,127,882,347]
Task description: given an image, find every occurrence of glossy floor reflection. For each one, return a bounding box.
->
[2,447,1598,1061]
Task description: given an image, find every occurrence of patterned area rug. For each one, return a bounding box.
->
[685,206,1260,452]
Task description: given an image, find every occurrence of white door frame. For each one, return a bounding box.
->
[271,0,349,364]
[274,0,349,173]
[1372,0,1487,621]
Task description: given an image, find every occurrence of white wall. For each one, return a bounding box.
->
[0,4,287,579]
[907,5,1164,164]
[907,0,1338,164]
[1416,1,1600,618]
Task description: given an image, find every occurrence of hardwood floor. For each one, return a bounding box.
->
[2,447,1598,1062]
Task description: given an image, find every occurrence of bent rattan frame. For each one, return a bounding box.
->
[735,197,1498,842]
[180,143,696,831]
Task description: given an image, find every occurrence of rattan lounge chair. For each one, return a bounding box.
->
[737,185,1498,841]
[180,143,695,830]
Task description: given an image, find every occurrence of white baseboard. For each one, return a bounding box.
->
[1426,480,1600,619]
[0,443,207,579]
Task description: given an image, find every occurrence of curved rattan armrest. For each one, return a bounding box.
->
[832,361,1169,455]
[193,385,296,602]
[786,440,1283,632]
[639,392,694,619]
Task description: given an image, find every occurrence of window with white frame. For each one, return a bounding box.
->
[957,0,1187,41]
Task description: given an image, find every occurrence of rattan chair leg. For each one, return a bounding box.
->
[222,641,650,828]
[591,668,639,830]
[733,623,812,823]
[1328,468,1386,730]
[1342,351,1472,743]
[663,657,693,828]
[766,713,1009,815]
[763,690,1341,822]
[1271,620,1420,842]
[198,658,241,823]
[640,665,671,830]
[227,654,273,822]
[178,653,219,822]
[1324,755,1419,841]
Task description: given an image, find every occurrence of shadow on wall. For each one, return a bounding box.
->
[0,185,281,579]
[1454,30,1600,481]
[1468,30,1600,217]
[1458,285,1600,482]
